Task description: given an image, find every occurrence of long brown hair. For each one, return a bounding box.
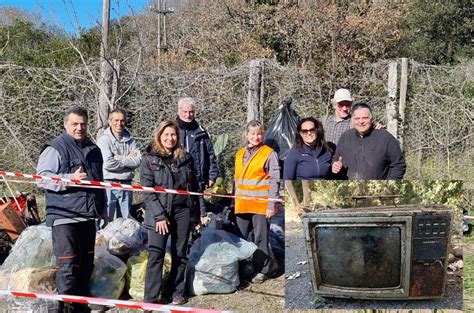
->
[294,117,332,154]
[151,120,185,159]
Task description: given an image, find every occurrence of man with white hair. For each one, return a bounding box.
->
[176,97,218,191]
[331,103,406,179]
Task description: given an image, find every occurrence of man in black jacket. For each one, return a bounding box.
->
[176,97,218,191]
[37,106,106,312]
[331,103,406,179]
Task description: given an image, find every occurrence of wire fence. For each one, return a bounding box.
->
[0,59,472,186]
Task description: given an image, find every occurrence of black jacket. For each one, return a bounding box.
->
[177,118,218,189]
[43,132,105,226]
[140,148,205,230]
[283,144,332,180]
[333,128,406,179]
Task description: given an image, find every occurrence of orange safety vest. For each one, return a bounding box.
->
[234,145,273,215]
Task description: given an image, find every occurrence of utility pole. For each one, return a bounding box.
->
[150,0,174,60]
[97,0,112,138]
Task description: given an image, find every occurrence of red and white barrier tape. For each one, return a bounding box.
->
[0,289,225,312]
[0,171,284,203]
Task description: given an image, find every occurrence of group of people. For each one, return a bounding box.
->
[283,89,406,180]
[37,97,279,312]
[36,89,407,311]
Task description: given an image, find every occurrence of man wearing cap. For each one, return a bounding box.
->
[331,103,406,180]
[322,88,353,150]
[322,88,384,151]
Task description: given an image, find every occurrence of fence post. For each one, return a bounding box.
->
[386,60,398,139]
[247,59,264,122]
[399,58,408,151]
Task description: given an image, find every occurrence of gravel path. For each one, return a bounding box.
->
[285,221,463,310]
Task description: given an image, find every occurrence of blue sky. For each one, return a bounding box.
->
[0,0,151,34]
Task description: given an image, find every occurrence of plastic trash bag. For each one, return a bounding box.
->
[99,218,147,255]
[269,223,284,257]
[1,224,54,273]
[126,250,172,300]
[264,97,299,161]
[9,266,56,293]
[187,228,257,295]
[89,245,127,299]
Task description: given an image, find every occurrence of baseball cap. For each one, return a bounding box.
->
[333,89,353,103]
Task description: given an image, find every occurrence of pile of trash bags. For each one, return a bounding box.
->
[0,212,283,304]
[0,218,147,301]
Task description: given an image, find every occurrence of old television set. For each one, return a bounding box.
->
[302,204,452,299]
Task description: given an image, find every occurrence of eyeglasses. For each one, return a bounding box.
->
[300,128,316,135]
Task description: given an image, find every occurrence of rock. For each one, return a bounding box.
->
[448,253,456,263]
[452,247,463,258]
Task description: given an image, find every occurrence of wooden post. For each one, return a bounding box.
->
[247,59,264,122]
[302,180,312,208]
[285,181,300,210]
[399,58,408,151]
[97,0,112,136]
[386,60,398,138]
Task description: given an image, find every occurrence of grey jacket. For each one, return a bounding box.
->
[96,127,142,180]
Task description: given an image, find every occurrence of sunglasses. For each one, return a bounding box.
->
[337,102,352,108]
[300,128,317,135]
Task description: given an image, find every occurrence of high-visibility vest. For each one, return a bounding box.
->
[234,145,273,215]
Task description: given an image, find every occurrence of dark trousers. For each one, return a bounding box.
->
[52,220,95,313]
[236,213,275,275]
[144,207,190,302]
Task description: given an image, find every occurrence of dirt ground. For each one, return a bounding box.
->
[285,217,464,311]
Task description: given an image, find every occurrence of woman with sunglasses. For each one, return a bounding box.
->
[283,117,333,180]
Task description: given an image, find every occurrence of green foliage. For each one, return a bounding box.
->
[399,0,473,64]
[309,180,465,211]
[0,19,103,68]
[465,235,474,309]
[0,20,72,67]
[213,133,229,157]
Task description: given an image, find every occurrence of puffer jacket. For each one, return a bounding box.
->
[140,148,206,230]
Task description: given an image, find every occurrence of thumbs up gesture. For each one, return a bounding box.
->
[332,156,343,174]
[73,166,88,180]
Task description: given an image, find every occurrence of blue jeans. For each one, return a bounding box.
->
[105,179,133,221]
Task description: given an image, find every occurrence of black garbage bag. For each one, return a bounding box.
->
[264,97,299,161]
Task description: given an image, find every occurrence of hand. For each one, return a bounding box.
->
[100,212,109,228]
[266,204,277,219]
[208,180,215,188]
[156,218,169,235]
[332,156,343,174]
[374,122,386,130]
[73,167,88,180]
[128,150,138,157]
